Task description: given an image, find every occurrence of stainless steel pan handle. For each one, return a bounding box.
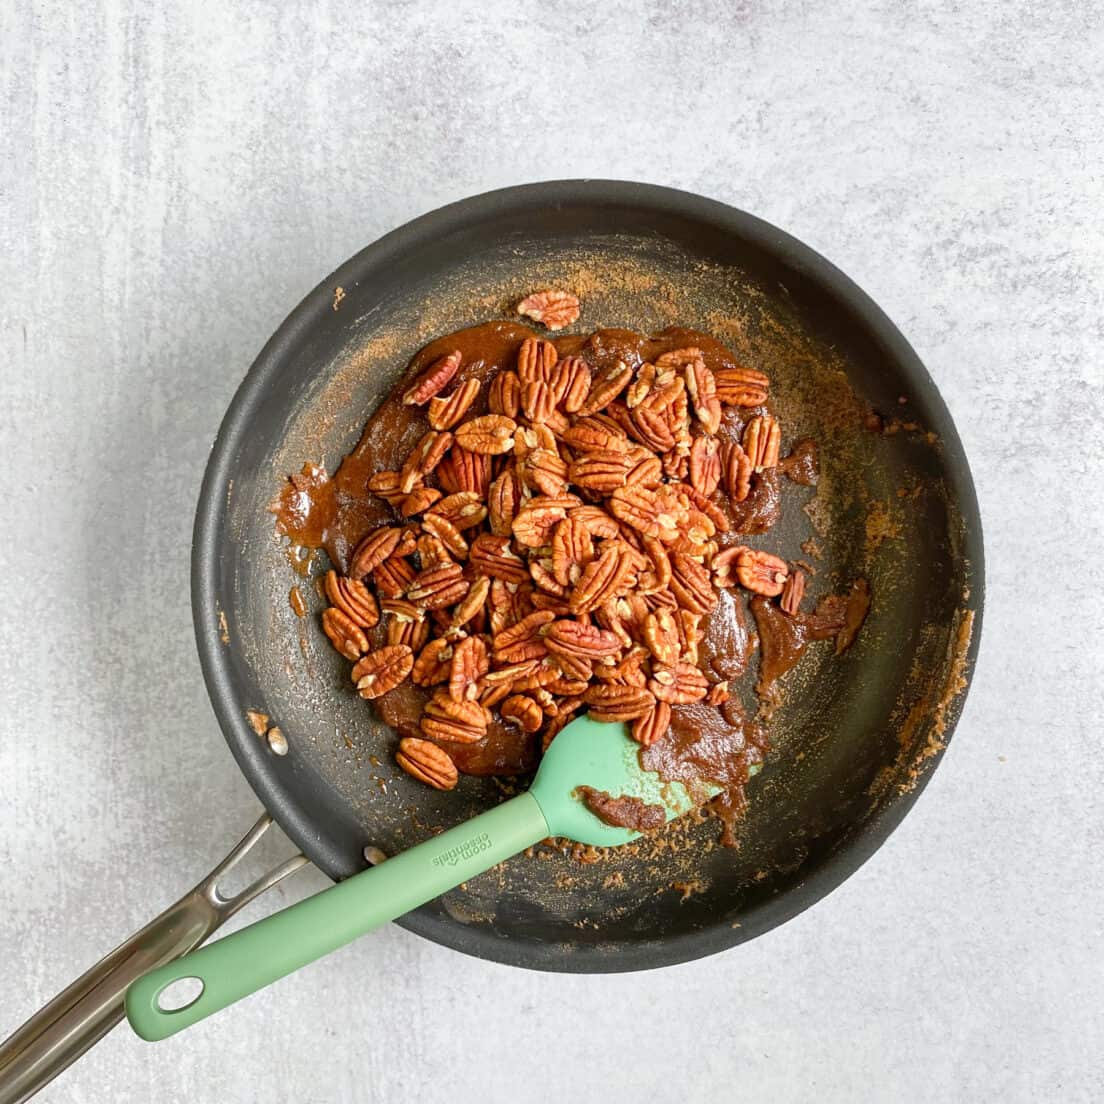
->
[0,814,307,1104]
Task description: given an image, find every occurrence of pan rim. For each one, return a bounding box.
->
[192,179,985,972]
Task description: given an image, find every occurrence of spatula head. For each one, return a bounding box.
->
[528,714,720,847]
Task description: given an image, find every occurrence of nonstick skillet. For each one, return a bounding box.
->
[0,181,983,1102]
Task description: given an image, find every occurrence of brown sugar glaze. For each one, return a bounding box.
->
[274,321,869,843]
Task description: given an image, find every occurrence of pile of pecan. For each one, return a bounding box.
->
[321,308,799,792]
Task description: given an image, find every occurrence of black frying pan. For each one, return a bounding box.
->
[0,180,982,1101]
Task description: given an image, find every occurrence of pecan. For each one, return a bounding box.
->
[517,337,558,384]
[643,608,681,665]
[654,347,703,370]
[322,606,369,661]
[734,547,788,596]
[451,575,491,629]
[688,435,721,497]
[350,644,414,698]
[669,553,714,615]
[626,362,656,408]
[517,289,580,331]
[577,361,633,416]
[396,737,458,791]
[501,694,544,732]
[649,660,709,704]
[385,609,429,651]
[493,609,554,660]
[630,405,676,452]
[367,470,408,506]
[428,491,487,530]
[400,430,452,492]
[544,674,590,696]
[428,377,481,430]
[626,451,664,488]
[374,556,416,599]
[420,513,469,559]
[569,449,631,493]
[705,681,730,705]
[684,359,722,434]
[449,635,489,701]
[561,418,628,453]
[470,532,529,583]
[481,658,541,691]
[324,570,380,628]
[635,537,672,594]
[551,355,592,412]
[512,500,569,548]
[631,701,671,747]
[721,441,753,502]
[488,469,522,537]
[569,542,635,613]
[437,446,491,496]
[400,486,443,517]
[529,558,567,596]
[742,415,781,470]
[350,527,401,577]
[584,684,655,722]
[455,414,517,456]
[421,689,489,744]
[676,609,703,664]
[417,533,454,569]
[608,485,681,544]
[780,568,805,615]
[393,528,419,557]
[662,449,689,481]
[592,645,649,687]
[407,562,469,609]
[545,620,622,662]
[568,504,621,539]
[521,448,569,497]
[714,364,769,407]
[682,484,729,533]
[521,379,556,422]
[710,546,741,588]
[551,517,594,587]
[488,370,521,419]
[412,637,455,686]
[403,350,462,406]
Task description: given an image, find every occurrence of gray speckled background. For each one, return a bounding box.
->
[1,2,1102,1102]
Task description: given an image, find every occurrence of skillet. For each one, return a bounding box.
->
[0,180,983,1102]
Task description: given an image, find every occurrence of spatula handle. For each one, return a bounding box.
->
[125,793,549,1041]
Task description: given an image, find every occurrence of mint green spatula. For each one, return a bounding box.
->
[125,715,718,1041]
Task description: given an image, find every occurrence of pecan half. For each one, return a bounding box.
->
[417,533,455,569]
[734,547,788,596]
[642,609,681,665]
[569,504,621,539]
[654,347,702,370]
[350,527,401,577]
[684,359,722,434]
[577,361,633,416]
[449,635,489,702]
[403,350,462,406]
[437,447,491,496]
[569,542,634,613]
[631,701,671,747]
[451,575,491,629]
[521,379,556,422]
[742,415,781,470]
[584,683,655,722]
[608,485,680,544]
[488,469,521,537]
[469,532,529,583]
[545,620,622,661]
[649,660,709,704]
[407,562,469,609]
[517,290,580,331]
[385,608,429,652]
[322,606,369,660]
[488,370,521,419]
[780,568,805,615]
[455,415,517,456]
[517,337,558,383]
[420,514,469,559]
[421,689,489,744]
[366,470,408,507]
[501,694,544,732]
[705,681,730,705]
[669,553,714,615]
[400,486,443,517]
[551,356,592,412]
[512,500,569,548]
[428,491,487,530]
[374,556,416,599]
[493,609,554,661]
[688,435,721,497]
[400,430,452,491]
[412,638,455,687]
[324,570,380,629]
[551,517,594,587]
[350,644,414,698]
[428,377,481,430]
[714,364,769,407]
[626,362,656,408]
[721,441,753,502]
[569,449,631,493]
[521,448,569,497]
[562,418,628,454]
[396,737,458,790]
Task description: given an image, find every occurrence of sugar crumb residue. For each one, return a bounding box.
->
[864,499,902,564]
[218,610,230,645]
[332,286,345,311]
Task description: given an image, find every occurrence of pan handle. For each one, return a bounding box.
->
[0,813,307,1104]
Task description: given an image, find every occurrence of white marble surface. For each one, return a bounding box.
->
[2,2,1102,1101]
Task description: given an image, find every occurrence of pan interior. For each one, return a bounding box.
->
[203,187,980,971]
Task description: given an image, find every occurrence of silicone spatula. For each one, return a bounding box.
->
[125,715,718,1040]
